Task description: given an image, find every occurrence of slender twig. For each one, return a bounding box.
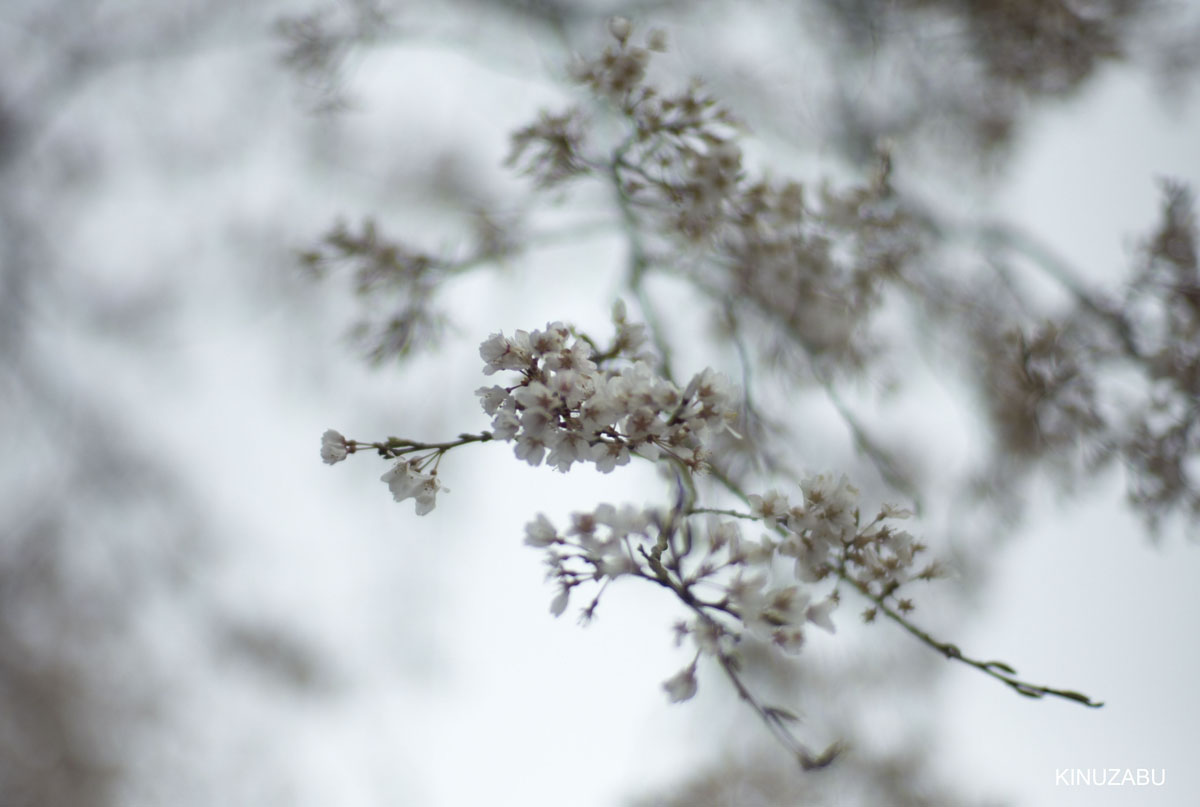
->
[714,651,842,770]
[816,373,924,513]
[635,542,834,768]
[721,303,799,480]
[690,506,758,520]
[354,431,493,459]
[843,573,1104,708]
[610,144,677,383]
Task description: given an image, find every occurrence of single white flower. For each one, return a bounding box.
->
[381,460,420,501]
[513,381,557,412]
[411,474,445,516]
[748,489,789,524]
[546,430,588,472]
[490,409,520,440]
[381,461,445,515]
[519,407,555,438]
[479,331,531,374]
[548,368,593,408]
[622,406,665,443]
[529,321,570,355]
[514,433,547,466]
[320,429,348,465]
[479,332,509,371]
[524,514,559,547]
[590,440,630,473]
[567,510,598,539]
[761,586,811,627]
[662,663,698,703]
[476,385,510,415]
[544,339,596,373]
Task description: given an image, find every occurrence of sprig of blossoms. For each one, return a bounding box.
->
[476,311,739,474]
[518,458,1099,762]
[527,474,909,659]
[521,473,923,767]
[318,429,490,515]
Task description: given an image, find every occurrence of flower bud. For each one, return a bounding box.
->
[608,16,632,43]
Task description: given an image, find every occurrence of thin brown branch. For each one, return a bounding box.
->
[844,573,1104,709]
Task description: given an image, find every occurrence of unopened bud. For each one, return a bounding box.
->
[608,16,632,43]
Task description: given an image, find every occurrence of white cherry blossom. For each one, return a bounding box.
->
[476,322,739,475]
[380,460,445,515]
[320,429,348,465]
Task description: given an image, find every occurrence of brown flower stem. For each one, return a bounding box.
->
[843,573,1104,708]
[357,431,494,459]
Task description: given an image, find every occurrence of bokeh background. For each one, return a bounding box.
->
[3,1,1200,805]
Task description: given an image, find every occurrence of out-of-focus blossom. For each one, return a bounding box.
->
[662,664,698,703]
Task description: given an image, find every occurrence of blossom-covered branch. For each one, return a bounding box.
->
[321,309,1102,762]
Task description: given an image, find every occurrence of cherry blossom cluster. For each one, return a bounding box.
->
[524,472,932,715]
[476,310,739,474]
[507,16,922,376]
[971,182,1200,532]
[750,475,943,605]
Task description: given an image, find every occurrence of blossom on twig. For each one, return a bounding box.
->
[320,429,349,464]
